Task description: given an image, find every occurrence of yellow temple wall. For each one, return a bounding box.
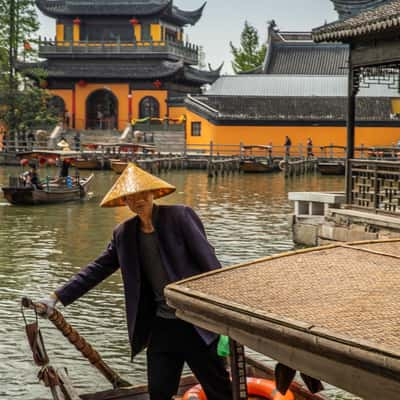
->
[168,106,186,120]
[75,83,130,131]
[49,89,74,124]
[131,90,168,121]
[185,109,400,152]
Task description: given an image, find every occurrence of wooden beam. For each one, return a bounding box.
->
[166,292,400,400]
[352,38,400,67]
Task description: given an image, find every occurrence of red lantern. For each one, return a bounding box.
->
[153,80,162,89]
[39,157,47,166]
[39,79,48,89]
[47,158,56,166]
[78,79,87,87]
[130,18,139,25]
[73,18,81,25]
[20,158,29,167]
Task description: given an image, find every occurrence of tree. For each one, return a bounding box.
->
[230,21,267,74]
[0,0,58,149]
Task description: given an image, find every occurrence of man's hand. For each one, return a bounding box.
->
[37,293,59,315]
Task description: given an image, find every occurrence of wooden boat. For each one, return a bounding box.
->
[240,159,277,173]
[71,157,103,170]
[2,174,94,205]
[240,145,277,173]
[21,297,327,400]
[1,150,94,205]
[317,161,345,175]
[111,159,128,174]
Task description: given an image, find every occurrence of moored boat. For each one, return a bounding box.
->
[2,174,94,205]
[317,161,345,175]
[71,157,103,170]
[111,159,128,174]
[240,160,277,173]
[240,145,277,173]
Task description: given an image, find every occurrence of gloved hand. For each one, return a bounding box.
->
[37,293,58,315]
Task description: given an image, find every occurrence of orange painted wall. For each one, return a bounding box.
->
[185,109,214,152]
[74,83,130,131]
[131,90,167,121]
[169,106,186,120]
[186,109,400,152]
[49,89,73,121]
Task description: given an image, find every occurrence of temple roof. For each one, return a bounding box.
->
[36,0,205,25]
[18,59,220,84]
[264,43,348,75]
[331,0,390,19]
[185,94,394,123]
[204,75,397,97]
[313,0,399,42]
[252,22,349,76]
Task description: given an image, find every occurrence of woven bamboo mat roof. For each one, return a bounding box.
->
[166,239,400,399]
[177,241,400,352]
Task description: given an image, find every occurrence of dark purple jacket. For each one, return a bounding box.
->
[55,205,221,356]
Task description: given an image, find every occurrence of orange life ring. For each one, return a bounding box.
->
[182,378,295,400]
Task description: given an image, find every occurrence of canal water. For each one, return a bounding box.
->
[0,166,360,400]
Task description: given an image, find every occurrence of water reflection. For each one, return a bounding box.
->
[0,167,358,399]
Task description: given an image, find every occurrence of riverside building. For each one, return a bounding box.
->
[33,0,221,131]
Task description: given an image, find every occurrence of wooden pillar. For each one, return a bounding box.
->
[346,47,358,205]
[56,23,64,43]
[72,87,76,129]
[73,18,81,43]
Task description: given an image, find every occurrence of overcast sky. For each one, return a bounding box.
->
[38,0,338,74]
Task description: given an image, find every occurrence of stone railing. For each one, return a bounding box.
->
[349,159,400,215]
[39,39,199,63]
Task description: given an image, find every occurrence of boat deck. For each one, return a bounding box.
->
[165,239,400,400]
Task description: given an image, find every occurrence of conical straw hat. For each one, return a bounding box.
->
[100,163,176,208]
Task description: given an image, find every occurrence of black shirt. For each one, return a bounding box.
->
[139,230,176,319]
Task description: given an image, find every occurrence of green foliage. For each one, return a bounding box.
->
[230,21,267,74]
[0,80,59,135]
[0,0,39,68]
[0,0,58,140]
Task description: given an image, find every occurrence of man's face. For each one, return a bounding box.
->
[124,191,154,216]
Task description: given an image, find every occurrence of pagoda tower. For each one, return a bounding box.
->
[331,0,389,19]
[34,0,221,130]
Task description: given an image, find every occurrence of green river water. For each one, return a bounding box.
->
[0,166,361,399]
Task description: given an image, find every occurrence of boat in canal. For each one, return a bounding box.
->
[240,145,278,173]
[317,160,345,175]
[21,297,327,400]
[1,150,94,205]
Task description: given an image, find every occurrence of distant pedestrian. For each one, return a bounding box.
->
[64,110,70,128]
[27,131,35,150]
[284,136,292,158]
[73,131,81,151]
[306,137,313,158]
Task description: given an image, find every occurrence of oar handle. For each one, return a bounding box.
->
[22,297,131,389]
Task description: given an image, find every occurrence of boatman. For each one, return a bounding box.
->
[39,163,232,400]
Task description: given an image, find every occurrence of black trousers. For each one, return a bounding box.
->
[147,317,232,400]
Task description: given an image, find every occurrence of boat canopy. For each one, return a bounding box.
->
[165,239,400,400]
[17,150,81,160]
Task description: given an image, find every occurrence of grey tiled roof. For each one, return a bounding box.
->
[265,43,349,75]
[20,60,184,79]
[186,95,393,121]
[331,0,390,19]
[313,0,400,42]
[205,75,398,98]
[36,0,170,16]
[19,59,220,83]
[36,0,205,25]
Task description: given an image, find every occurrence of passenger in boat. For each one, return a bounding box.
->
[38,163,232,400]
[22,165,42,189]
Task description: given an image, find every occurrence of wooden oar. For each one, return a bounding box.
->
[21,297,132,389]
